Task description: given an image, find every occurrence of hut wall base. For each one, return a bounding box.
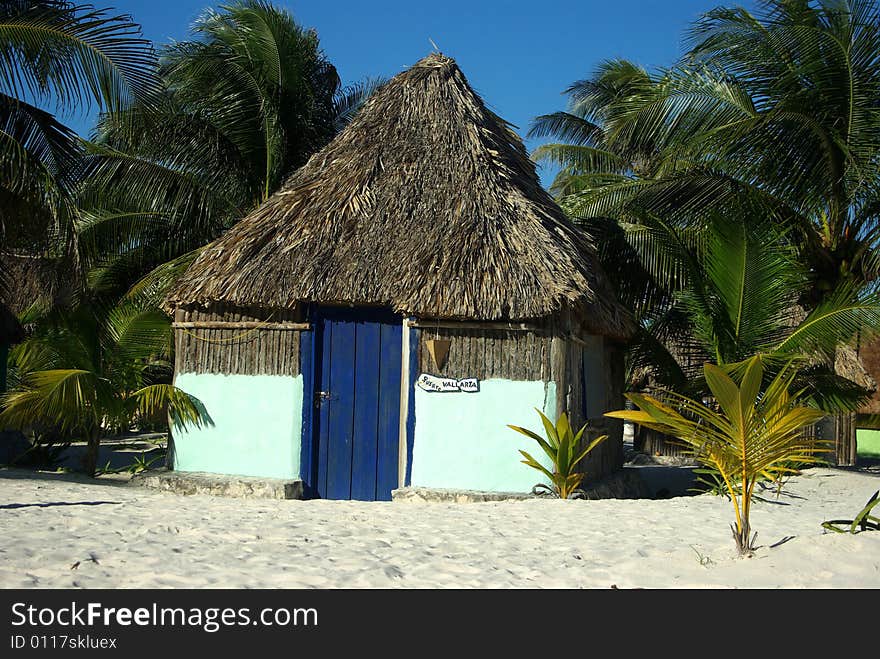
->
[133,469,303,499]
[392,468,650,502]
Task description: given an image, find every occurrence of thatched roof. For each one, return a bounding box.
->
[855,336,880,414]
[165,54,632,338]
[835,344,875,392]
[629,305,877,394]
[1,251,71,345]
[0,251,66,314]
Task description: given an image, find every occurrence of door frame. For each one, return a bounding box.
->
[399,318,418,488]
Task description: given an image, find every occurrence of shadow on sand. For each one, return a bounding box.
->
[0,500,122,510]
[0,467,134,489]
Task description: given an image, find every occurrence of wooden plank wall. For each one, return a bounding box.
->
[638,407,859,466]
[636,427,691,458]
[856,334,880,415]
[803,413,858,466]
[415,327,552,381]
[174,304,304,376]
[571,338,624,482]
[637,404,859,466]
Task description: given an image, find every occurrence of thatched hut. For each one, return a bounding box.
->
[0,251,65,313]
[164,53,632,500]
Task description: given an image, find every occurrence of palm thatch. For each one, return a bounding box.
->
[855,336,880,414]
[630,305,876,393]
[0,251,66,314]
[165,54,631,338]
[785,305,875,392]
[835,343,875,392]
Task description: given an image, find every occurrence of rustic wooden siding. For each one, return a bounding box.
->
[832,413,858,466]
[174,304,304,376]
[572,338,624,482]
[637,406,859,467]
[415,326,552,381]
[635,426,691,458]
[803,413,858,467]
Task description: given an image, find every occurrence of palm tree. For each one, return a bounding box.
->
[3,3,382,469]
[75,0,384,301]
[531,0,880,307]
[0,0,159,295]
[529,0,880,422]
[629,212,880,413]
[0,298,209,475]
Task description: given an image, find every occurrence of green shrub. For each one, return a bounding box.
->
[509,410,607,500]
[607,355,831,555]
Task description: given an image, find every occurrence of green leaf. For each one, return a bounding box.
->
[537,409,560,447]
[704,362,742,427]
[509,424,557,463]
[518,450,555,482]
[0,1,161,114]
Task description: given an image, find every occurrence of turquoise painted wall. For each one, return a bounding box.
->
[172,373,303,479]
[410,379,557,492]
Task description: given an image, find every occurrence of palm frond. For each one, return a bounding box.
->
[131,383,211,431]
[703,219,801,360]
[103,302,172,364]
[334,76,386,131]
[775,285,880,355]
[0,367,97,432]
[0,0,160,113]
[527,111,603,144]
[124,247,203,306]
[531,143,629,174]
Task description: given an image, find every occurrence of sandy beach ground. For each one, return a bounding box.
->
[1,466,878,589]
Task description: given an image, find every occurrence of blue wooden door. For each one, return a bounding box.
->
[314,309,402,500]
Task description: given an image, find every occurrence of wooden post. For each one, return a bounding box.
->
[398,318,412,488]
[834,413,858,466]
[171,321,311,330]
[551,335,568,422]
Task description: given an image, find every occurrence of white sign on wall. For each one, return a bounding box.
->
[417,374,480,393]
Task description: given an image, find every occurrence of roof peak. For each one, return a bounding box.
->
[412,52,456,69]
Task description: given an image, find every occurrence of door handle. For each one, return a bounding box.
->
[315,391,331,407]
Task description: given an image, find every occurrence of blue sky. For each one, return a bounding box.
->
[64,0,758,185]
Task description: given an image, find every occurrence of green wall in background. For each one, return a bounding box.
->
[410,379,556,492]
[856,429,880,458]
[172,373,303,479]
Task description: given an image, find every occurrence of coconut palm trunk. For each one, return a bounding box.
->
[82,424,101,477]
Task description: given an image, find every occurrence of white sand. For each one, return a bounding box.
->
[1,467,878,589]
